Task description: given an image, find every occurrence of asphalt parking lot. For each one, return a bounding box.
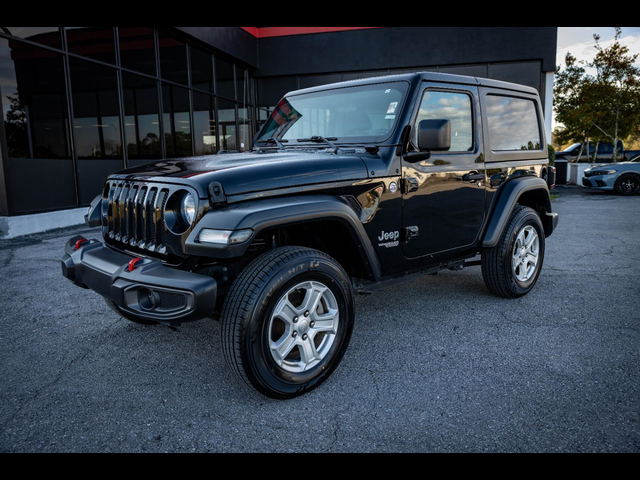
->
[0,186,638,453]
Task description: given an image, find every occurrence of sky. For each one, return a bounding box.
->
[557,26,640,70]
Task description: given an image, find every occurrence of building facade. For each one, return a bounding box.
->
[0,26,558,221]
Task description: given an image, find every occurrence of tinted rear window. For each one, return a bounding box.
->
[486,96,541,151]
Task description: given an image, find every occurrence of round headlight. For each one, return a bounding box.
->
[181,193,196,225]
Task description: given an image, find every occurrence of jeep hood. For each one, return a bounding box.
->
[116,151,370,197]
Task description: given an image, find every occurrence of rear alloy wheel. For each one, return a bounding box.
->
[482,206,546,299]
[512,226,541,284]
[615,174,640,196]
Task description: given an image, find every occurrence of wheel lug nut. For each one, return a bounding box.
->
[302,334,308,341]
[310,322,315,328]
[293,317,299,324]
[293,332,298,338]
[305,311,310,318]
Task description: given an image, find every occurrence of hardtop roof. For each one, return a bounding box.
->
[287,71,540,97]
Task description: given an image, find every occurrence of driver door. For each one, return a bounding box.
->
[402,84,487,259]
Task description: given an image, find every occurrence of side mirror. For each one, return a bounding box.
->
[403,119,452,164]
[417,119,451,152]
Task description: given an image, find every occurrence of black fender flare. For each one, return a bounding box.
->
[185,195,382,279]
[482,176,556,248]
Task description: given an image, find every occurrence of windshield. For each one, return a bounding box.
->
[256,82,409,145]
[632,156,640,163]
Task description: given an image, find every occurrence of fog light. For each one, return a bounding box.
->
[138,288,160,311]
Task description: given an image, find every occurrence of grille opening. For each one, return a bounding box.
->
[104,180,190,259]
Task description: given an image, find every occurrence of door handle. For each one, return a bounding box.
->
[462,172,486,182]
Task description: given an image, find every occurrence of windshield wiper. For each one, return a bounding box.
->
[255,137,288,153]
[297,136,340,154]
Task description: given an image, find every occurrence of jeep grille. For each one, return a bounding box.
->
[102,180,198,262]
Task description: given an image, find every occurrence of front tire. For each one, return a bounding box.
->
[221,247,355,400]
[482,206,546,299]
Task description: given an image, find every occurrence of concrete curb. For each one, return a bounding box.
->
[0,208,86,239]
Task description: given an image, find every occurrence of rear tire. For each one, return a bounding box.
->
[482,206,546,299]
[221,246,355,400]
[614,174,640,196]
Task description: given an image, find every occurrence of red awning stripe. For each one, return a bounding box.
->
[241,27,383,38]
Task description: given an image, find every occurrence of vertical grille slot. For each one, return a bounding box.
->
[159,189,170,252]
[136,187,148,248]
[146,188,158,248]
[107,182,117,237]
[124,185,138,245]
[104,180,188,258]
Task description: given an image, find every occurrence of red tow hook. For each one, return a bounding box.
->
[128,258,143,273]
[75,239,89,251]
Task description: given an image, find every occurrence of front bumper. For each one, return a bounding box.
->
[61,236,217,323]
[582,175,616,190]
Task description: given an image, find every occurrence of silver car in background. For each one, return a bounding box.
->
[583,155,640,195]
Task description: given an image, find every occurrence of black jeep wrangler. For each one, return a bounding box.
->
[62,72,558,399]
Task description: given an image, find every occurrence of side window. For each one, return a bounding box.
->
[413,91,473,153]
[486,95,541,151]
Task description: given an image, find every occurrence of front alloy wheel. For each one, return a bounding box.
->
[268,281,340,373]
[221,247,354,400]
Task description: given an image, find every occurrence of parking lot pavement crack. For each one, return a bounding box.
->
[327,414,342,453]
[0,250,15,270]
[0,318,124,434]
[368,370,382,419]
[574,242,634,262]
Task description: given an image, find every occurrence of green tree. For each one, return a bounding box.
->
[589,27,640,162]
[555,54,595,162]
[554,27,640,163]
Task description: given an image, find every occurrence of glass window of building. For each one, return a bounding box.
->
[69,57,124,204]
[216,57,235,100]
[118,27,157,76]
[0,38,71,159]
[122,73,162,161]
[162,84,192,157]
[0,27,62,49]
[237,68,248,104]
[66,27,116,64]
[218,98,237,151]
[193,92,217,156]
[238,106,253,152]
[486,95,541,151]
[0,36,77,214]
[69,57,122,160]
[158,31,189,86]
[191,47,214,93]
